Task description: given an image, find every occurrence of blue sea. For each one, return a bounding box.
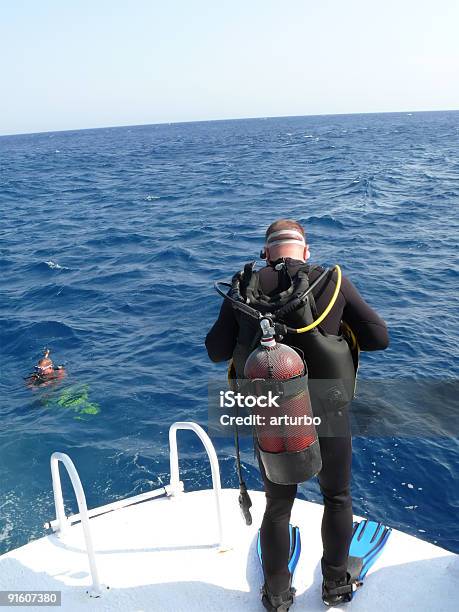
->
[0,112,458,556]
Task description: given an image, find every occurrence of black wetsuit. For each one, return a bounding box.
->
[205,264,389,593]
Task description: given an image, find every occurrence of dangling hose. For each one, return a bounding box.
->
[228,359,252,525]
[235,430,253,526]
[228,360,252,525]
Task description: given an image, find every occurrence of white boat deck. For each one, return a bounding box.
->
[1,423,458,611]
[1,488,458,611]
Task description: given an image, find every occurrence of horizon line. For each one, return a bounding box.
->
[1,107,458,139]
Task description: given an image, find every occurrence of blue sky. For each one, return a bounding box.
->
[1,0,458,135]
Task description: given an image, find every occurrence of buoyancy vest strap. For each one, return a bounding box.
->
[230,262,315,311]
[273,265,324,320]
[245,267,311,310]
[341,321,358,351]
[307,265,333,322]
[309,291,319,321]
[215,264,343,334]
[287,266,342,334]
[245,271,297,307]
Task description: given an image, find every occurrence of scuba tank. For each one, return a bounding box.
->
[244,318,322,485]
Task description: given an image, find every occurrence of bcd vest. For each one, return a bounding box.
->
[231,262,358,426]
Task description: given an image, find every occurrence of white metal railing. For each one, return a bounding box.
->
[45,485,173,531]
[168,421,226,550]
[50,452,103,597]
[48,421,226,597]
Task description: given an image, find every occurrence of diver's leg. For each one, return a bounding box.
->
[258,455,297,594]
[318,427,353,582]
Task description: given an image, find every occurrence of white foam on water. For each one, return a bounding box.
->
[45,260,67,270]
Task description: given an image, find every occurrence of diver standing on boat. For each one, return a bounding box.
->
[206,219,389,610]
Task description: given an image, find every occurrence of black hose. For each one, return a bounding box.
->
[233,379,252,526]
[235,427,253,526]
[214,280,262,320]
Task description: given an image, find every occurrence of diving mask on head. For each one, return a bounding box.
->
[260,229,310,261]
[35,348,53,373]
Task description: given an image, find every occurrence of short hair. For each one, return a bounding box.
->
[265,219,306,242]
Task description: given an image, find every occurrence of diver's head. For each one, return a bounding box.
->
[263,219,310,263]
[35,349,54,376]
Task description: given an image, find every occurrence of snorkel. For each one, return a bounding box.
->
[35,348,54,376]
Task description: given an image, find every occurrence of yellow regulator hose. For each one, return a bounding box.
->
[292,264,342,333]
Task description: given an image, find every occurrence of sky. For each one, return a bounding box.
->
[1,0,458,135]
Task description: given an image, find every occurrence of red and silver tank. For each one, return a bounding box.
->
[244,319,322,484]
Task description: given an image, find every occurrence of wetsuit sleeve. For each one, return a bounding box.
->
[205,298,239,362]
[341,276,389,351]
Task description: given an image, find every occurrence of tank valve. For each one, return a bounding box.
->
[260,318,276,347]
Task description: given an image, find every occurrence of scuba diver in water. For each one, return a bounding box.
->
[205,219,389,610]
[26,349,66,388]
[26,349,100,418]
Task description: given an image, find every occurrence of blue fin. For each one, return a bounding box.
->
[348,519,391,582]
[257,524,301,577]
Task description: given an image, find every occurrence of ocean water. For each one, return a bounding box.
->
[0,112,458,556]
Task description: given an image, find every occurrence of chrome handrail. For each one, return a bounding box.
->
[168,421,226,551]
[50,452,103,597]
[48,421,226,597]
